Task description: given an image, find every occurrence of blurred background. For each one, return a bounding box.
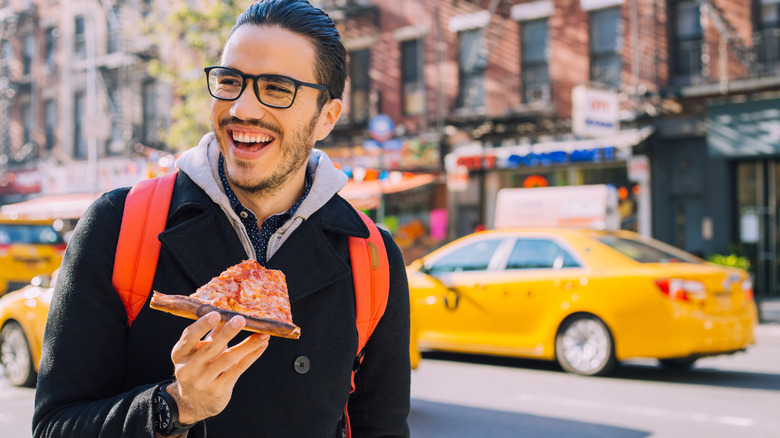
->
[0,0,779,311]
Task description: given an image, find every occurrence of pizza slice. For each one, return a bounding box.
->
[149,260,301,339]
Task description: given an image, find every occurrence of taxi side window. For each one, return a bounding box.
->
[428,238,502,275]
[506,239,581,270]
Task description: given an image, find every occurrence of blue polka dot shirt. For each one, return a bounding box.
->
[218,154,312,266]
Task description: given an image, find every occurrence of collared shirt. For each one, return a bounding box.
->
[218,154,312,265]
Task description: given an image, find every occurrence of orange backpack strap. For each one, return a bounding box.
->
[347,209,390,390]
[344,209,390,438]
[112,171,177,326]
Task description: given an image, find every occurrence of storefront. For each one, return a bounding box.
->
[708,97,780,297]
[444,127,654,238]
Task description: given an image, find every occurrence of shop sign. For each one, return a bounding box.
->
[627,155,649,182]
[368,114,395,142]
[504,147,616,168]
[572,85,620,138]
[0,169,42,195]
[456,155,496,171]
[447,165,469,192]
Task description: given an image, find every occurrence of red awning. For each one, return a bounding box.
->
[0,192,103,220]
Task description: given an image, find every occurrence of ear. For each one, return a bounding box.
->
[315,98,343,141]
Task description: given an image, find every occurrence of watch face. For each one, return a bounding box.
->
[154,393,172,430]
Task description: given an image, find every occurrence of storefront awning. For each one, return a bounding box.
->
[339,173,438,211]
[0,192,103,220]
[445,126,655,171]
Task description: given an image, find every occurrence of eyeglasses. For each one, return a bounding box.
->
[204,66,329,109]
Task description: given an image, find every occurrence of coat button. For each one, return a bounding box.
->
[294,356,310,374]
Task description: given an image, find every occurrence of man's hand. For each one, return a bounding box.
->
[167,311,270,425]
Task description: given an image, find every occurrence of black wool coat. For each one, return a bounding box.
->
[33,172,411,438]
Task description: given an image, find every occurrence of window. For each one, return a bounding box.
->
[597,235,700,264]
[22,102,33,146]
[521,19,549,103]
[74,92,86,158]
[671,0,703,83]
[45,100,56,152]
[427,238,503,275]
[1,39,12,66]
[400,39,424,116]
[45,27,57,74]
[757,2,780,73]
[590,7,623,89]
[142,81,157,145]
[74,15,86,58]
[107,5,120,53]
[458,28,486,109]
[348,49,370,123]
[506,239,580,270]
[23,34,35,75]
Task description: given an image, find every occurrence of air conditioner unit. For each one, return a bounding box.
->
[525,83,550,102]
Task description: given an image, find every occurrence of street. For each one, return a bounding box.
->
[2,326,779,437]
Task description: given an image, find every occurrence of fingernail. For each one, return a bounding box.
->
[207,312,220,323]
[231,316,245,328]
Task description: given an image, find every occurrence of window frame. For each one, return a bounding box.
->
[520,18,550,103]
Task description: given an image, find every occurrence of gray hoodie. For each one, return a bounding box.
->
[175,132,348,263]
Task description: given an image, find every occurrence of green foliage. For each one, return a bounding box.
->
[142,0,247,151]
[708,253,751,271]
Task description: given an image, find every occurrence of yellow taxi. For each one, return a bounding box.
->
[0,219,66,296]
[0,273,55,387]
[407,228,758,376]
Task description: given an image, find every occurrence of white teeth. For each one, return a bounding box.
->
[232,132,272,143]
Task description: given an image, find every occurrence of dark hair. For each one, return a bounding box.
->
[231,0,347,106]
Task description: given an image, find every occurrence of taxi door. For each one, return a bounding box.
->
[412,235,511,350]
[477,237,587,355]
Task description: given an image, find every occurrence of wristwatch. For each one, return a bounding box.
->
[153,383,196,437]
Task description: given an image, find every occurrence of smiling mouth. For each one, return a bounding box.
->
[230,131,275,151]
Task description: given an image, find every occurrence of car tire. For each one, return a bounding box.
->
[0,321,37,387]
[659,357,697,371]
[555,315,617,376]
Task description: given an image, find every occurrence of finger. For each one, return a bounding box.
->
[172,312,221,360]
[200,333,269,382]
[213,334,270,385]
[183,315,248,368]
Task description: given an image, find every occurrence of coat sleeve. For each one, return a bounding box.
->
[347,229,411,438]
[31,191,205,437]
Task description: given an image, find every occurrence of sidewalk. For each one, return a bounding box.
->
[756,297,780,339]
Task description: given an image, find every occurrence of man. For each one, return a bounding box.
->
[32,1,411,437]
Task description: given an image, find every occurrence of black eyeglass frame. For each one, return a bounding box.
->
[204,66,329,109]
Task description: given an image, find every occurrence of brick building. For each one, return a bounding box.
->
[320,0,780,296]
[3,0,780,295]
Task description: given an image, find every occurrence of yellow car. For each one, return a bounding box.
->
[407,228,758,376]
[0,219,66,296]
[0,273,54,387]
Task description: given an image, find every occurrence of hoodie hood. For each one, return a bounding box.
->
[175,132,348,261]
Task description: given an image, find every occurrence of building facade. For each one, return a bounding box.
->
[3,0,780,295]
[0,0,169,211]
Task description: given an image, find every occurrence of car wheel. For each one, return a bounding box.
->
[555,316,616,376]
[659,357,697,371]
[0,321,37,387]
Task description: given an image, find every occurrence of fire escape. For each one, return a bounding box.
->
[696,0,762,85]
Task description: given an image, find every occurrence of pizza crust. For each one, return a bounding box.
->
[150,291,301,339]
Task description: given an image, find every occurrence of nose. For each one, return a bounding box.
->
[230,80,267,120]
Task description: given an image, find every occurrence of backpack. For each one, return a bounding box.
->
[110,171,389,437]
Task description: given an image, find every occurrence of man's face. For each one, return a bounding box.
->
[212,25,341,195]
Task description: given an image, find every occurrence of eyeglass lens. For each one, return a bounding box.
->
[208,67,297,108]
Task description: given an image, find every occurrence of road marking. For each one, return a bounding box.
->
[516,393,754,427]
